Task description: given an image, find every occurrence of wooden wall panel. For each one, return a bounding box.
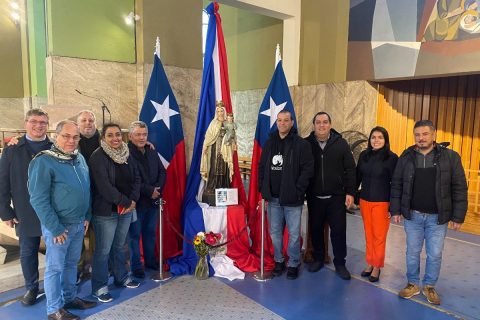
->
[377,74,480,235]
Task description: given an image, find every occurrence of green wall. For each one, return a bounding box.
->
[0,2,24,97]
[299,0,350,85]
[27,0,47,97]
[220,4,283,91]
[47,0,135,63]
[142,0,202,68]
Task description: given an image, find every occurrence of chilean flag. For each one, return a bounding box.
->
[169,2,257,276]
[139,44,186,263]
[247,57,297,270]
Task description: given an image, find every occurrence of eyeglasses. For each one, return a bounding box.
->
[27,120,48,126]
[59,134,81,142]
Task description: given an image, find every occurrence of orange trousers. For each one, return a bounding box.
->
[359,199,390,268]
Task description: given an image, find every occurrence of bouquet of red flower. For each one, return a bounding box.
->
[193,231,222,280]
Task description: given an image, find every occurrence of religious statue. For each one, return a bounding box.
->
[200,101,236,205]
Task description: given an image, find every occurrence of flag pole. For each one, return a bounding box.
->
[253,198,272,281]
[150,36,171,282]
[253,44,281,282]
[155,36,160,58]
[152,198,172,282]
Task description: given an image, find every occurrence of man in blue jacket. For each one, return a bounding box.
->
[127,121,166,278]
[0,108,52,305]
[29,120,96,320]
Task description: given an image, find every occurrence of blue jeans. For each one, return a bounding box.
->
[267,198,302,268]
[404,210,448,286]
[129,207,159,271]
[91,212,133,295]
[19,235,40,291]
[42,222,84,314]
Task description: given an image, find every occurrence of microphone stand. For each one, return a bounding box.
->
[75,89,111,127]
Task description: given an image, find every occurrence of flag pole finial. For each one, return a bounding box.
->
[275,44,281,68]
[156,37,160,58]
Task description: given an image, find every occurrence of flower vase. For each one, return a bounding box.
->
[195,255,209,280]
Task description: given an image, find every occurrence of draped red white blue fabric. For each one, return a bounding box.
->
[168,2,256,276]
[247,60,297,270]
[139,51,186,263]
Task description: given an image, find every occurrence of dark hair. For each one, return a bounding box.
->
[414,120,435,131]
[365,126,391,161]
[101,123,122,138]
[312,111,331,124]
[278,109,293,120]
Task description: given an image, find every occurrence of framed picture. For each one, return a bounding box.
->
[215,188,238,206]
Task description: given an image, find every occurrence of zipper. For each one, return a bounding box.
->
[321,154,325,191]
[71,161,86,211]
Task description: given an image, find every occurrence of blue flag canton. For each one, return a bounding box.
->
[255,61,296,148]
[139,54,184,163]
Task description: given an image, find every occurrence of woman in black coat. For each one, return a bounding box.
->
[356,126,398,282]
[89,123,141,303]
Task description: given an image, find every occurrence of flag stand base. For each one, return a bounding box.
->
[253,271,273,282]
[151,271,172,282]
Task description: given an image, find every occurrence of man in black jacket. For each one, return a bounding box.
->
[391,120,467,305]
[0,108,52,305]
[306,112,356,280]
[127,121,166,278]
[259,110,314,280]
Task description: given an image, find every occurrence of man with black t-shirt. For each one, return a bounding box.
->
[0,109,53,306]
[258,110,313,280]
[391,120,467,305]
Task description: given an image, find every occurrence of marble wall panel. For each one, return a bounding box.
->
[0,98,27,131]
[47,56,138,129]
[231,89,264,158]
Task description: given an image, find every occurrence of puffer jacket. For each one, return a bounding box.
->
[390,144,468,224]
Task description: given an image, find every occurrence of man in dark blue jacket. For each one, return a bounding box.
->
[127,121,166,278]
[259,110,314,280]
[0,109,52,305]
[391,120,467,305]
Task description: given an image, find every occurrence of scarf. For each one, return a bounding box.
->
[40,143,78,161]
[100,139,129,164]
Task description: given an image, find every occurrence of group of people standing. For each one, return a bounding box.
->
[259,111,467,306]
[0,109,165,320]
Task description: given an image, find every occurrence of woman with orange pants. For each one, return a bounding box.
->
[356,127,398,282]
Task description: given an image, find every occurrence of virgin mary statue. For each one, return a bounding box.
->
[200,101,234,205]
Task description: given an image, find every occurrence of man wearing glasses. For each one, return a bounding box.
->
[29,120,96,320]
[0,109,52,306]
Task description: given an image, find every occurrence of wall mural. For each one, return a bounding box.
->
[347,0,480,81]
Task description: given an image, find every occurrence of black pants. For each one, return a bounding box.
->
[307,195,347,266]
[19,235,40,291]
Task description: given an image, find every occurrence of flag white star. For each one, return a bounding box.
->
[260,97,287,128]
[150,95,179,129]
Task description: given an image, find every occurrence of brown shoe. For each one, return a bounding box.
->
[422,285,441,305]
[47,308,80,320]
[398,283,420,299]
[64,297,97,310]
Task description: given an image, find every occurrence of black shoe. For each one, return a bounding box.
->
[286,267,299,280]
[272,262,285,277]
[92,292,113,303]
[64,297,97,310]
[361,268,373,277]
[369,269,381,282]
[132,269,146,279]
[21,288,39,306]
[308,261,324,273]
[47,308,79,320]
[335,265,351,280]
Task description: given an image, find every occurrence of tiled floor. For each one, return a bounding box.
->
[0,213,478,320]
